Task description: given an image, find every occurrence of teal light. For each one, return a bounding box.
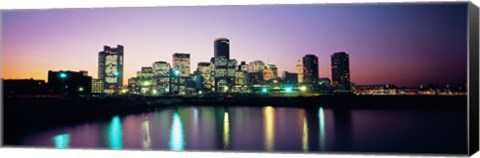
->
[261,88,268,93]
[59,73,67,78]
[53,134,71,148]
[174,69,181,76]
[284,87,293,93]
[108,116,123,149]
[318,107,326,151]
[169,112,185,151]
[114,72,120,76]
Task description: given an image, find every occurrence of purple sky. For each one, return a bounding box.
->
[2,3,468,87]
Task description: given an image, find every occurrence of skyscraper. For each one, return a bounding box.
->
[302,54,319,84]
[263,65,274,81]
[268,64,278,79]
[296,60,304,83]
[214,38,230,60]
[98,45,124,94]
[152,61,171,94]
[248,60,266,73]
[172,53,190,77]
[172,53,190,94]
[197,62,213,91]
[331,52,351,92]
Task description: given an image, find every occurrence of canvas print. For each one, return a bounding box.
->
[1,2,477,155]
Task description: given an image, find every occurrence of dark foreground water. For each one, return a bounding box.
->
[16,105,467,154]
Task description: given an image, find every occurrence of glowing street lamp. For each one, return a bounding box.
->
[261,87,268,93]
[300,86,307,92]
[78,87,84,92]
[284,87,293,93]
[224,86,229,91]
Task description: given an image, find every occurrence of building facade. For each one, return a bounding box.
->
[214,38,230,60]
[296,60,304,83]
[98,45,124,94]
[331,52,351,92]
[302,54,319,84]
[91,79,104,94]
[48,70,92,95]
[248,60,265,73]
[152,61,171,95]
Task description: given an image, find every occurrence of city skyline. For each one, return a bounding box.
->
[2,4,468,87]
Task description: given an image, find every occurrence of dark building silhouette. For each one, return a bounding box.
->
[3,78,48,96]
[98,45,124,94]
[302,54,319,84]
[331,52,351,92]
[48,70,92,95]
[214,38,230,60]
[247,72,264,85]
[282,71,298,84]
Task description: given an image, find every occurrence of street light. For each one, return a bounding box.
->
[261,87,268,93]
[300,86,307,92]
[284,87,293,93]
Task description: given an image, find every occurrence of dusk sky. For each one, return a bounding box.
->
[1,3,468,87]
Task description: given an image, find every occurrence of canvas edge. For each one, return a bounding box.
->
[468,1,480,156]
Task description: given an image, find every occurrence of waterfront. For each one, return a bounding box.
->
[4,96,467,154]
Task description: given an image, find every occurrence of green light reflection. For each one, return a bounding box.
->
[319,107,326,151]
[169,112,185,151]
[53,134,71,148]
[108,116,123,149]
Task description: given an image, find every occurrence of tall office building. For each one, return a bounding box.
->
[98,45,124,94]
[263,65,274,81]
[213,38,236,93]
[152,61,171,94]
[172,53,190,77]
[248,60,265,73]
[138,67,154,94]
[171,53,190,94]
[214,38,230,59]
[268,64,278,79]
[303,54,319,84]
[331,52,351,92]
[296,60,304,83]
[197,62,213,91]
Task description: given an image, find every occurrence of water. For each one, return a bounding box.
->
[19,106,467,154]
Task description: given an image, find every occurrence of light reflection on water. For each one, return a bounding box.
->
[318,107,326,151]
[141,118,151,149]
[169,112,185,151]
[17,106,465,154]
[53,134,70,148]
[108,116,123,149]
[223,112,230,149]
[263,106,275,151]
